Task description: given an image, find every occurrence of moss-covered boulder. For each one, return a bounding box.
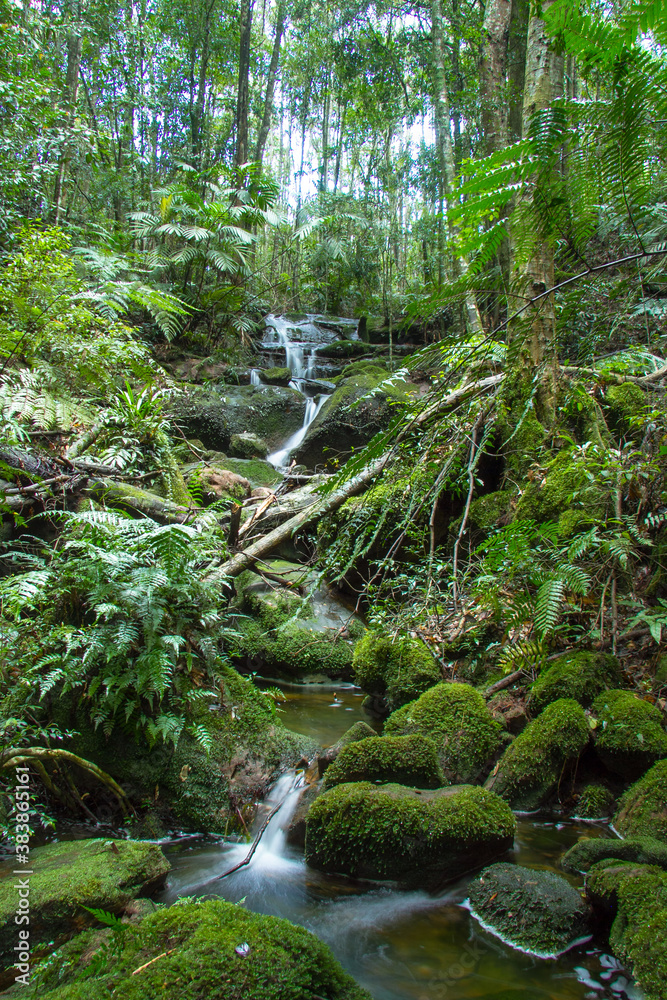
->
[304,782,516,883]
[323,735,443,789]
[385,682,502,784]
[317,720,377,777]
[485,699,590,810]
[174,384,306,451]
[468,862,590,957]
[467,490,514,531]
[604,382,647,435]
[613,759,667,842]
[208,455,282,488]
[27,899,371,1000]
[591,689,667,778]
[515,451,607,524]
[188,464,251,503]
[229,431,269,459]
[317,339,369,358]
[528,652,622,713]
[294,365,417,470]
[352,631,441,712]
[260,366,292,386]
[0,838,169,967]
[586,860,667,1000]
[561,836,667,874]
[574,783,616,820]
[57,665,317,835]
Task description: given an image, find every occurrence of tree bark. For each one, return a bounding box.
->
[479,0,512,155]
[53,30,83,224]
[507,0,529,141]
[235,0,255,169]
[254,0,286,169]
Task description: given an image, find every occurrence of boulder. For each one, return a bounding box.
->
[585,860,667,1000]
[260,366,292,386]
[485,699,589,811]
[206,455,282,488]
[613,759,667,843]
[190,465,251,503]
[317,720,378,777]
[304,782,516,884]
[352,631,441,713]
[317,340,369,359]
[561,836,667,874]
[174,384,305,451]
[0,838,169,967]
[294,364,417,470]
[468,862,590,957]
[591,689,667,778]
[229,431,269,459]
[528,651,622,713]
[574,783,616,820]
[27,899,371,1000]
[385,682,502,784]
[323,735,444,789]
[286,782,322,848]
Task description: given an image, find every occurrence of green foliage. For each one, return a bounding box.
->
[0,510,232,749]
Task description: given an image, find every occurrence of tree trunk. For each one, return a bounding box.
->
[507,0,529,141]
[53,30,83,224]
[235,0,255,170]
[254,0,286,169]
[479,0,512,155]
[430,0,483,335]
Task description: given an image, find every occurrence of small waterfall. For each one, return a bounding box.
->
[267,394,327,469]
[264,315,318,381]
[250,369,261,386]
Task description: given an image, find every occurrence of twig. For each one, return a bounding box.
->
[484,669,527,699]
[452,412,485,611]
[237,491,277,539]
[202,797,287,887]
[132,950,174,976]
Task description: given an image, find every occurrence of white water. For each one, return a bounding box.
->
[267,394,327,469]
[250,368,262,386]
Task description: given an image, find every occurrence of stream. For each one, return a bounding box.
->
[157,684,640,1000]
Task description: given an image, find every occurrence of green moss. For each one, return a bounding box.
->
[385,682,502,783]
[515,450,606,523]
[210,456,282,487]
[592,689,667,778]
[485,699,590,810]
[352,632,440,711]
[229,431,269,459]
[0,838,169,966]
[324,735,444,789]
[468,862,590,956]
[586,860,667,1000]
[467,490,514,531]
[29,899,371,1000]
[605,382,647,434]
[575,783,616,819]
[230,616,355,680]
[614,759,667,843]
[561,836,667,874]
[529,651,622,713]
[260,366,292,385]
[317,721,378,777]
[305,782,516,883]
[339,359,387,379]
[317,339,370,358]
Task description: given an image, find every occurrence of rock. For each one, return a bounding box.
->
[591,689,667,778]
[604,382,647,435]
[323,735,444,789]
[286,782,322,848]
[351,631,441,713]
[260,366,292,386]
[207,455,282,488]
[385,682,502,784]
[190,465,251,503]
[174,384,306,451]
[561,836,667,874]
[317,339,370,358]
[468,862,590,957]
[172,390,231,451]
[528,651,622,713]
[294,364,417,470]
[317,721,377,777]
[467,489,514,531]
[0,838,169,967]
[27,899,372,1000]
[613,759,667,843]
[574,783,616,820]
[229,431,269,459]
[304,782,516,884]
[485,699,590,811]
[585,860,667,1000]
[487,693,528,734]
[515,450,606,525]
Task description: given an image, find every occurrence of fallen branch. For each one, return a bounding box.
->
[484,669,527,699]
[1,747,134,816]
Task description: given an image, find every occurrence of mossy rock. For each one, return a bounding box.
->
[175,385,305,451]
[591,689,667,779]
[352,631,441,712]
[317,339,369,358]
[323,735,444,789]
[54,665,317,834]
[613,759,667,843]
[385,682,502,784]
[0,838,169,968]
[515,450,607,524]
[574,783,616,820]
[229,431,269,459]
[467,490,514,531]
[485,699,590,811]
[528,651,622,713]
[561,836,667,874]
[468,862,590,957]
[585,860,667,1000]
[604,382,647,434]
[317,721,377,777]
[305,782,516,884]
[260,366,292,386]
[27,899,371,1000]
[210,456,282,488]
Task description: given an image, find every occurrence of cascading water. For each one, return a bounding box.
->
[250,368,262,386]
[267,394,327,469]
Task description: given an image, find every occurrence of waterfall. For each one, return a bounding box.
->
[250,369,261,386]
[267,394,327,469]
[264,315,318,381]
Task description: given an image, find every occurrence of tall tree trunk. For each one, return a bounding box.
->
[512,0,564,419]
[235,0,255,170]
[508,0,529,141]
[192,0,216,171]
[430,0,483,334]
[254,0,285,169]
[479,0,512,155]
[53,29,83,224]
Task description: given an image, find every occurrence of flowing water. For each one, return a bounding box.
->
[157,686,641,1000]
